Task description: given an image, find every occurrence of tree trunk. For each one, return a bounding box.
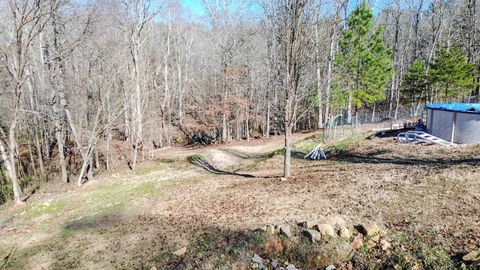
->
[283,126,292,178]
[124,95,130,141]
[245,106,250,141]
[54,121,68,183]
[131,44,142,169]
[325,0,340,125]
[315,22,323,128]
[8,121,23,203]
[0,136,22,203]
[347,92,352,124]
[371,103,376,122]
[265,102,270,138]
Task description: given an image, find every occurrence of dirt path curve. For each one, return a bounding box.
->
[152,124,384,173]
[152,131,318,170]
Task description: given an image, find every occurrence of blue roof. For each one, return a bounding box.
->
[426,102,480,113]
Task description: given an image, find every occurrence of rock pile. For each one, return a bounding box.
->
[297,215,351,242]
[256,215,393,269]
[251,253,298,270]
[258,216,390,246]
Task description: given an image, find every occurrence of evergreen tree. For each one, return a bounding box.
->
[429,47,476,101]
[334,0,393,110]
[401,59,429,104]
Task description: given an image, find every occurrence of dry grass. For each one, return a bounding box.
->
[0,129,479,269]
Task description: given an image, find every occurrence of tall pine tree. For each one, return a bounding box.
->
[401,59,429,105]
[334,0,393,120]
[429,47,476,101]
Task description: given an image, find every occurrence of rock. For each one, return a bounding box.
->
[325,265,336,270]
[315,223,336,237]
[380,239,391,251]
[366,239,377,249]
[299,220,317,229]
[173,246,187,256]
[251,263,266,270]
[351,235,363,250]
[266,224,276,235]
[232,262,249,270]
[305,229,322,243]
[462,249,480,262]
[338,227,351,239]
[279,225,292,238]
[251,254,266,270]
[369,235,380,243]
[258,225,267,231]
[359,224,381,237]
[271,260,279,269]
[252,253,264,264]
[322,215,346,227]
[150,267,157,270]
[280,177,287,181]
[286,264,297,270]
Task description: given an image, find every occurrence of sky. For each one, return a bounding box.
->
[180,0,263,18]
[180,0,206,16]
[179,0,382,19]
[178,0,433,20]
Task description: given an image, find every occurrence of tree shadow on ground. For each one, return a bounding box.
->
[218,148,256,159]
[330,153,480,168]
[63,210,126,231]
[187,155,255,178]
[292,151,308,159]
[369,128,413,139]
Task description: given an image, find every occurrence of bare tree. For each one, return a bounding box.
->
[268,0,313,177]
[0,0,50,203]
[118,0,160,169]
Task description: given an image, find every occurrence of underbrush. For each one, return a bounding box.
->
[151,228,467,270]
[152,228,296,269]
[292,133,325,153]
[351,233,459,270]
[0,168,12,204]
[326,132,373,155]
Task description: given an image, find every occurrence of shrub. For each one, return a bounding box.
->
[0,168,12,204]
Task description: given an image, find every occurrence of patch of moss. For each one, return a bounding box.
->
[134,162,168,175]
[90,181,158,210]
[60,227,76,238]
[18,200,66,219]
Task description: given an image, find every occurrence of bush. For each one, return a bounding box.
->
[0,167,12,204]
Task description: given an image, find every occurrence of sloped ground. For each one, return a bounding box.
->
[0,129,479,269]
